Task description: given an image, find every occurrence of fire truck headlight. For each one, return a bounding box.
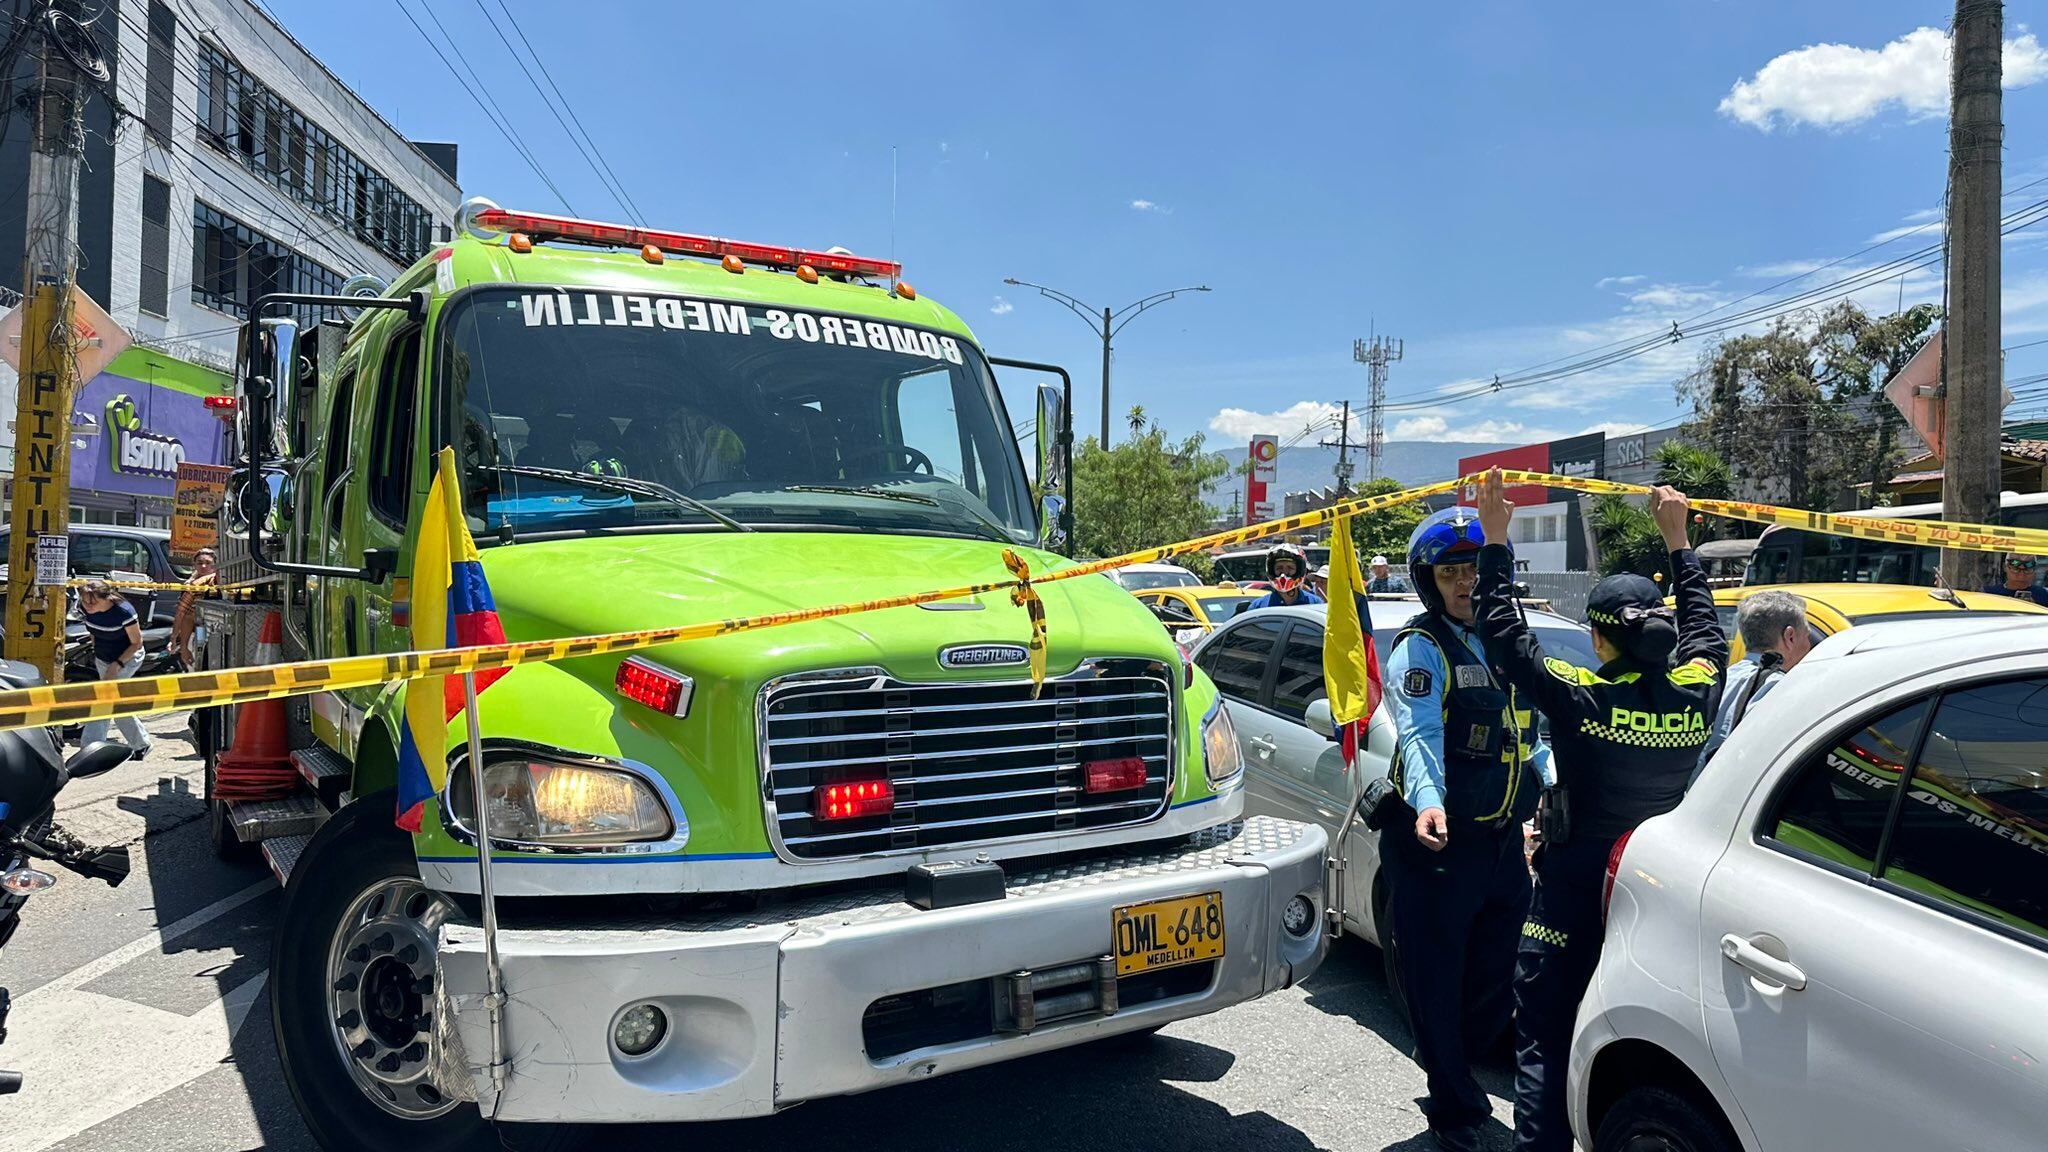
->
[446,751,681,848]
[1202,699,1243,788]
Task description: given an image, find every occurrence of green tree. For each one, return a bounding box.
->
[1070,406,1229,559]
[1589,440,1737,576]
[1680,302,1939,512]
[1347,476,1429,568]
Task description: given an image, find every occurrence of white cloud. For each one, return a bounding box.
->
[1208,400,1340,441]
[1623,283,1721,312]
[1579,421,1655,438]
[990,296,1013,316]
[1596,275,1647,290]
[1720,27,2048,131]
[1130,198,1172,213]
[1391,415,1655,445]
[1739,258,1833,278]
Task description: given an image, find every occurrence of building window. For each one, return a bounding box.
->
[144,1,176,144]
[191,201,343,319]
[194,39,440,268]
[139,176,171,316]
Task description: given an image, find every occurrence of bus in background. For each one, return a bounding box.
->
[1745,491,2048,586]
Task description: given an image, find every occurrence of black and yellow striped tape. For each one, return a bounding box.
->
[0,471,2035,731]
[65,578,263,598]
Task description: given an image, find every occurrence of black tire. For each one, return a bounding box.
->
[1594,1085,1737,1152]
[272,789,569,1152]
[202,712,254,864]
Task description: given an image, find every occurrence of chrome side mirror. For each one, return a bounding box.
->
[1040,493,1069,552]
[1035,381,1067,496]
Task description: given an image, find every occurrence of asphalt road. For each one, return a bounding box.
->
[0,715,1523,1152]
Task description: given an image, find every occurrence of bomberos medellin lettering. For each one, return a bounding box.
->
[514,291,964,364]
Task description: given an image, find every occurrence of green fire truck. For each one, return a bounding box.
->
[201,199,1327,1149]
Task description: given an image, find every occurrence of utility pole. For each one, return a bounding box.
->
[5,2,97,682]
[1318,399,1361,495]
[1353,334,1404,482]
[1942,0,2003,591]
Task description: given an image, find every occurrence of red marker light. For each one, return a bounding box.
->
[202,395,237,412]
[816,776,894,821]
[615,656,692,717]
[1083,757,1149,794]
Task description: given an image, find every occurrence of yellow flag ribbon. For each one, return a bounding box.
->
[1001,547,1049,695]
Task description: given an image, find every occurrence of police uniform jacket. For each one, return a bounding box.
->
[1471,543,1728,842]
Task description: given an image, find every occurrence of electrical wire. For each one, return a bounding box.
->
[484,0,645,226]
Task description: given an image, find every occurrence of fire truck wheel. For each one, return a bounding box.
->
[202,731,254,863]
[272,789,568,1152]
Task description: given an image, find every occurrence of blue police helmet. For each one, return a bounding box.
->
[1406,506,1494,568]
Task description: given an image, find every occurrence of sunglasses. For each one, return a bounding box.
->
[2009,560,2038,571]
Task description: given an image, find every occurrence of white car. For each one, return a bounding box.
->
[1188,600,1599,1003]
[1571,614,2048,1152]
[1111,562,1203,592]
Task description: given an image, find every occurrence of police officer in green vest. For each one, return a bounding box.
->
[1469,469,1727,1152]
[1381,505,1552,1151]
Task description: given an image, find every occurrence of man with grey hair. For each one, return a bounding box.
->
[1696,589,1812,773]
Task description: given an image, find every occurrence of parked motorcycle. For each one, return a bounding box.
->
[0,658,133,1096]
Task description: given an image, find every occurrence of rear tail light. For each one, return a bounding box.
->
[1084,757,1149,794]
[817,775,895,821]
[1602,829,1635,924]
[615,657,693,717]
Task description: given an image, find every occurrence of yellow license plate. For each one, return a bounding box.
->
[1112,891,1225,977]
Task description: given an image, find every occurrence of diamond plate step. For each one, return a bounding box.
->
[291,745,351,805]
[228,792,321,842]
[262,834,310,887]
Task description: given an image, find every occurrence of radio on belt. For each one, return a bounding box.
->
[906,857,1006,909]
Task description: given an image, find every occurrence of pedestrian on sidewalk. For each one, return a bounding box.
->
[170,547,216,669]
[77,579,154,759]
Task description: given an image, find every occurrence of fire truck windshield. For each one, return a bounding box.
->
[440,287,1036,544]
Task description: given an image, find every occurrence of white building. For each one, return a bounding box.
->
[1,0,460,525]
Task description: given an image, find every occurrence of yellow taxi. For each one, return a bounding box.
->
[1133,584,1264,635]
[1707,582,2048,659]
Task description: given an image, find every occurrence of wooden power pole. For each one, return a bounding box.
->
[1942,0,2004,590]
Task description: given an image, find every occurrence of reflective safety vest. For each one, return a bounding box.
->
[1389,611,1542,828]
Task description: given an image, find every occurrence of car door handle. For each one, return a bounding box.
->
[1248,735,1277,756]
[1719,933,1807,991]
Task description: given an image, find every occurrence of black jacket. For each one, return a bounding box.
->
[1472,543,1728,841]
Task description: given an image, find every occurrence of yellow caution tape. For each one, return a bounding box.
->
[1470,470,2048,557]
[65,578,263,598]
[0,470,2035,732]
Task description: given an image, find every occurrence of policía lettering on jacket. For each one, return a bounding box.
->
[1607,707,1705,734]
[515,292,964,363]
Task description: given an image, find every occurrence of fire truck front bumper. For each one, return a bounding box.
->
[432,815,1328,1124]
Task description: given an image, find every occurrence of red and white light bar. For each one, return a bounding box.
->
[464,203,901,280]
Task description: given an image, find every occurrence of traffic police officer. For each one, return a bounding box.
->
[1469,469,1727,1152]
[1382,506,1552,1151]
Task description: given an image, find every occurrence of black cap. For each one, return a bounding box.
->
[1585,573,1664,631]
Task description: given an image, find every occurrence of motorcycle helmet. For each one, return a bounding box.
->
[1406,506,1503,615]
[1265,543,1310,594]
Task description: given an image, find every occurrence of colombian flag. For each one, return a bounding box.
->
[1322,515,1382,771]
[395,447,510,832]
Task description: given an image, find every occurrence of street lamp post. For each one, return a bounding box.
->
[1002,277,1210,447]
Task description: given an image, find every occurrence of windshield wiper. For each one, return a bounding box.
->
[480,464,753,533]
[784,483,941,507]
[783,484,1020,545]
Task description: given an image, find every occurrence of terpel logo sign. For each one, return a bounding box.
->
[938,643,1031,669]
[106,393,186,478]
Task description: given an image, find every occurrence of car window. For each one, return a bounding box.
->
[1767,698,1933,871]
[70,533,154,575]
[368,327,421,526]
[1119,570,1198,591]
[1196,594,1257,623]
[1194,618,1284,705]
[1881,678,2048,943]
[1271,623,1326,720]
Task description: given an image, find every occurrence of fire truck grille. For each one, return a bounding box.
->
[762,662,1177,860]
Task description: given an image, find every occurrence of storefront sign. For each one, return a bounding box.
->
[1546,432,1606,501]
[1247,435,1278,524]
[69,357,228,500]
[171,462,232,559]
[106,393,187,477]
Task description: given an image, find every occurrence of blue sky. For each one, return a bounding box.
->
[272,0,2048,451]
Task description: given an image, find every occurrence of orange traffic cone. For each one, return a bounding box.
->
[213,611,299,801]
